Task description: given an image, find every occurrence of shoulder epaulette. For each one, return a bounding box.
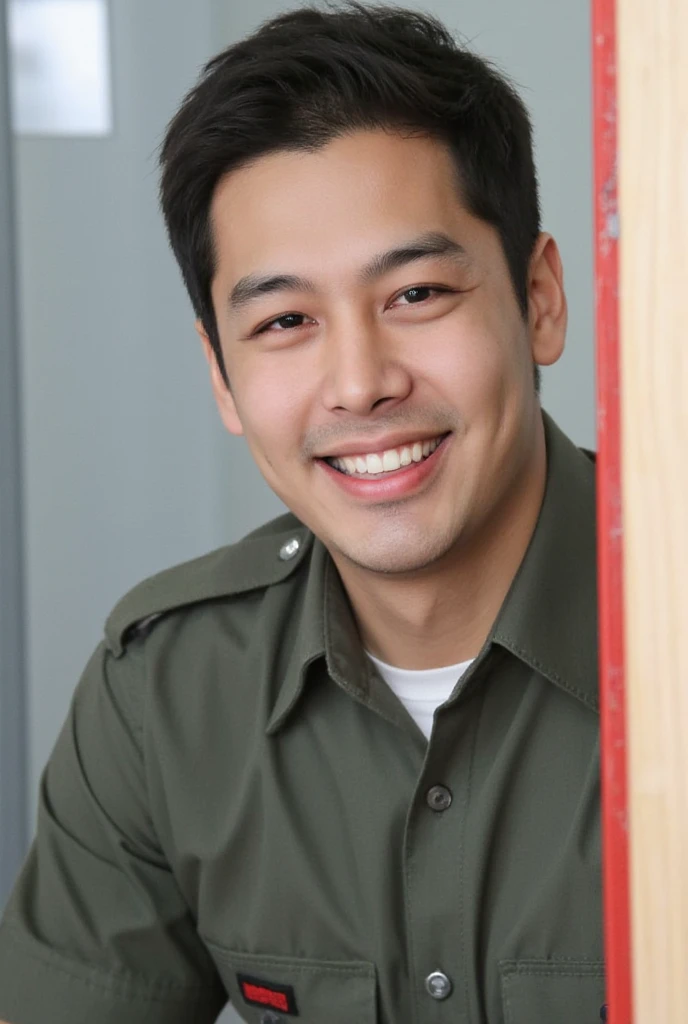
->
[104,513,312,656]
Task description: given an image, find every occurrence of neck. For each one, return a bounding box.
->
[334,427,548,671]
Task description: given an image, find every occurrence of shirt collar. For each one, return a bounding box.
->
[490,411,599,712]
[266,410,598,734]
[266,539,410,734]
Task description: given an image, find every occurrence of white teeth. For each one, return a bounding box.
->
[382,449,401,472]
[329,435,443,476]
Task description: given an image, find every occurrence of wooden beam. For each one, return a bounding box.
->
[618,1,688,1020]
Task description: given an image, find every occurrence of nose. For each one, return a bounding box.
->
[321,316,412,416]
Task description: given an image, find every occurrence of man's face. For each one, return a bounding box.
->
[203,129,565,576]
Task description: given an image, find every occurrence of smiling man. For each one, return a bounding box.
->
[0,4,603,1024]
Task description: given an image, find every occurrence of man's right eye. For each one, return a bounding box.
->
[256,312,312,334]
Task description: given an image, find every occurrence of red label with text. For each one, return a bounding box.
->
[237,973,299,1015]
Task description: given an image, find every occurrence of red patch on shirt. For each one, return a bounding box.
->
[237,973,299,1015]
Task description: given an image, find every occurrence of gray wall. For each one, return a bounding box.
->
[0,0,27,906]
[6,1,593,1021]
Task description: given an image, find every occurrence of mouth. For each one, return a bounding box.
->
[321,433,450,478]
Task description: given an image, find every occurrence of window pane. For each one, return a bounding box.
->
[8,0,112,136]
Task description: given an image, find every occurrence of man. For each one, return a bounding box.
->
[0,3,604,1023]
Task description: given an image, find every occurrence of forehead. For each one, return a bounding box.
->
[209,130,492,280]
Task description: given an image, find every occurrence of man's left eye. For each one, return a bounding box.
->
[395,286,451,304]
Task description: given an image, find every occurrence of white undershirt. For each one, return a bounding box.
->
[366,652,475,740]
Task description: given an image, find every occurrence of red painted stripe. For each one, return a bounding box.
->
[592,1,632,1021]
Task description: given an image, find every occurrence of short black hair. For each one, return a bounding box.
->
[160,1,542,389]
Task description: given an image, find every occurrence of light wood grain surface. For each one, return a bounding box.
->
[618,0,688,1019]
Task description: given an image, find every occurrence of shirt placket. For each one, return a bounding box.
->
[401,668,488,1024]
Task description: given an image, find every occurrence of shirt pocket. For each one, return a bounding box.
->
[499,959,606,1024]
[204,940,377,1024]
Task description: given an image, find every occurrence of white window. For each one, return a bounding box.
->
[7,0,112,135]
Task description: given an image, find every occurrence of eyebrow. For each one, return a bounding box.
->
[227,231,470,315]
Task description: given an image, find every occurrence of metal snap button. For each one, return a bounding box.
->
[426,784,453,812]
[261,1012,284,1024]
[279,537,300,561]
[425,970,453,1000]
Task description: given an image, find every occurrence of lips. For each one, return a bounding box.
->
[326,435,444,477]
[317,430,450,501]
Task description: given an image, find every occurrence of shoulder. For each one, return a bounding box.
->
[104,512,313,657]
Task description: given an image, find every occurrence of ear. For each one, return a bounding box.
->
[527,233,567,368]
[195,321,244,436]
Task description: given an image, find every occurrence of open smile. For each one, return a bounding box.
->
[316,432,451,500]
[324,434,448,478]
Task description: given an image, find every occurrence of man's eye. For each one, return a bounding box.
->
[257,313,311,334]
[394,286,452,305]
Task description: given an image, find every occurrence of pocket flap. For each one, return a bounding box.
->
[205,941,377,1023]
[500,959,605,1024]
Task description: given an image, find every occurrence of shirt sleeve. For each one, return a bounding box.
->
[0,637,227,1024]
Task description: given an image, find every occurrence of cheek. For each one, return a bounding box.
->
[230,356,312,459]
[417,310,516,408]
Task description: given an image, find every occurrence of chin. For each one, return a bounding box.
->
[331,526,459,577]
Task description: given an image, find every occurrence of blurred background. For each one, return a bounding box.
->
[0,1,594,1020]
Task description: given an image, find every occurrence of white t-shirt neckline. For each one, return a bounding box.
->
[366,651,475,740]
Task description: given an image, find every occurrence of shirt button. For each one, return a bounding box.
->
[426,784,453,812]
[261,1013,284,1024]
[279,537,301,561]
[425,971,453,1000]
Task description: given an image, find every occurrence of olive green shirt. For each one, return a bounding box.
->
[0,412,604,1024]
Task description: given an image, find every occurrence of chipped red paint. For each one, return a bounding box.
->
[592,0,632,1021]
